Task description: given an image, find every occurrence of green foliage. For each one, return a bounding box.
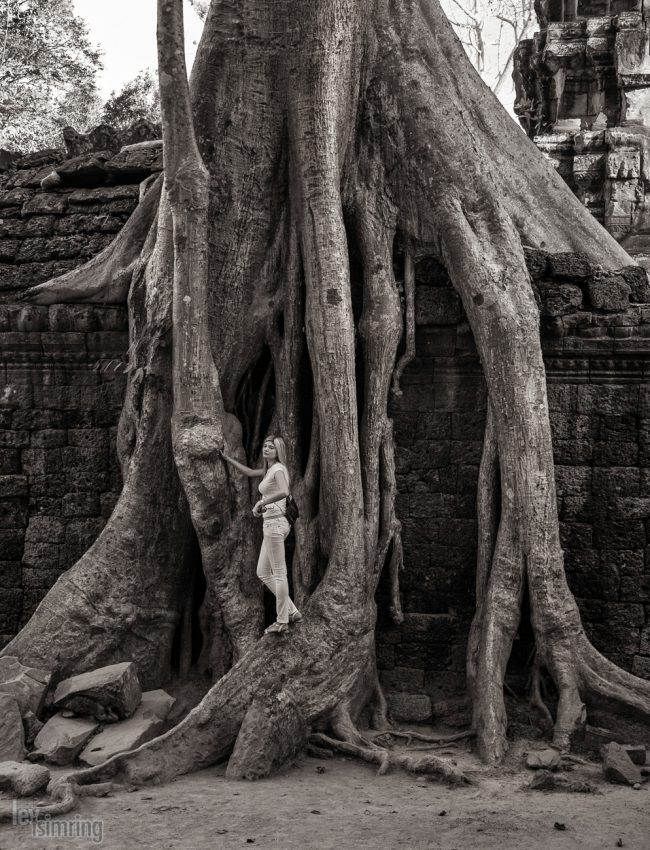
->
[0,0,103,151]
[101,70,161,132]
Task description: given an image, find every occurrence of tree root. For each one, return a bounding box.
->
[0,780,125,822]
[368,729,476,747]
[309,733,473,784]
[19,177,162,305]
[391,251,415,398]
[529,652,554,729]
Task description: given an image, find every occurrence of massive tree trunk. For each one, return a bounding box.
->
[3,0,650,809]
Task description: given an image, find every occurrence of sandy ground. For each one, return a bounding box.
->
[0,737,648,850]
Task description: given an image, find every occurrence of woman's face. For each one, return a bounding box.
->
[262,440,278,462]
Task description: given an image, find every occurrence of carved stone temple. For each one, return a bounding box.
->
[514,0,650,268]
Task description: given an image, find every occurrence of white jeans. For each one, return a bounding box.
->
[256,516,299,624]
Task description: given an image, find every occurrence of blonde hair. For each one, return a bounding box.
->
[263,435,289,482]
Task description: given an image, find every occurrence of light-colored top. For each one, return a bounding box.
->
[258,462,290,519]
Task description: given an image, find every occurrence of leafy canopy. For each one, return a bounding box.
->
[101,70,161,132]
[0,0,103,151]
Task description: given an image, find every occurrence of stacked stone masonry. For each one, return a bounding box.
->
[2,129,650,724]
[514,1,650,268]
[0,303,127,643]
[0,120,162,301]
[379,250,650,720]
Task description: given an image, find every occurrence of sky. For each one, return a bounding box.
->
[71,0,522,118]
[72,0,205,98]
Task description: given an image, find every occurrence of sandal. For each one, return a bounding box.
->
[289,611,303,623]
[264,621,289,635]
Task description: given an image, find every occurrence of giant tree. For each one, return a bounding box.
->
[2,0,650,810]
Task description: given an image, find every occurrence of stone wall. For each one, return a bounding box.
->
[2,132,650,724]
[377,250,650,720]
[0,304,127,645]
[514,4,650,267]
[0,124,161,300]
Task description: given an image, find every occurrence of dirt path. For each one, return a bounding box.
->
[1,739,648,850]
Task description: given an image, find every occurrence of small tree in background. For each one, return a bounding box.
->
[440,0,535,105]
[101,70,161,131]
[0,0,102,151]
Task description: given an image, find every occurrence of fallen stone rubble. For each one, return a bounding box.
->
[0,657,175,772]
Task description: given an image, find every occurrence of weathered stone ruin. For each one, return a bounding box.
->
[514,0,650,268]
[1,119,650,733]
[0,657,175,779]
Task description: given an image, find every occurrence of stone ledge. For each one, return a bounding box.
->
[0,305,128,334]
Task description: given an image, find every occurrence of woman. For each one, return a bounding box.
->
[220,436,302,635]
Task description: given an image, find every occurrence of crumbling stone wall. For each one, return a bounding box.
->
[2,133,650,725]
[0,303,127,645]
[0,123,161,300]
[378,250,650,721]
[514,4,650,268]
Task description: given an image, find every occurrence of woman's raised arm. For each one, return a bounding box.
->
[219,450,265,477]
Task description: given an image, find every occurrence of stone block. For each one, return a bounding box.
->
[24,516,65,544]
[0,239,19,261]
[548,252,591,280]
[379,667,425,692]
[526,748,561,770]
[641,626,650,655]
[375,643,394,669]
[31,713,99,765]
[78,689,174,766]
[16,235,86,263]
[104,146,162,182]
[80,233,114,258]
[540,282,583,316]
[620,266,650,303]
[602,742,641,785]
[588,275,631,312]
[593,441,638,466]
[552,439,593,465]
[395,642,452,670]
[67,428,108,451]
[0,188,32,208]
[24,215,56,238]
[53,661,142,721]
[29,430,66,448]
[0,656,51,716]
[0,431,29,449]
[22,194,68,215]
[414,257,451,287]
[573,152,605,180]
[62,493,100,517]
[632,655,650,678]
[577,385,639,415]
[0,476,28,498]
[0,562,21,588]
[0,498,28,529]
[615,744,646,765]
[61,444,108,471]
[385,692,432,724]
[415,287,462,325]
[68,186,139,205]
[606,149,641,179]
[594,521,645,549]
[0,761,49,796]
[99,492,119,518]
[0,532,23,561]
[0,693,25,761]
[580,724,628,754]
